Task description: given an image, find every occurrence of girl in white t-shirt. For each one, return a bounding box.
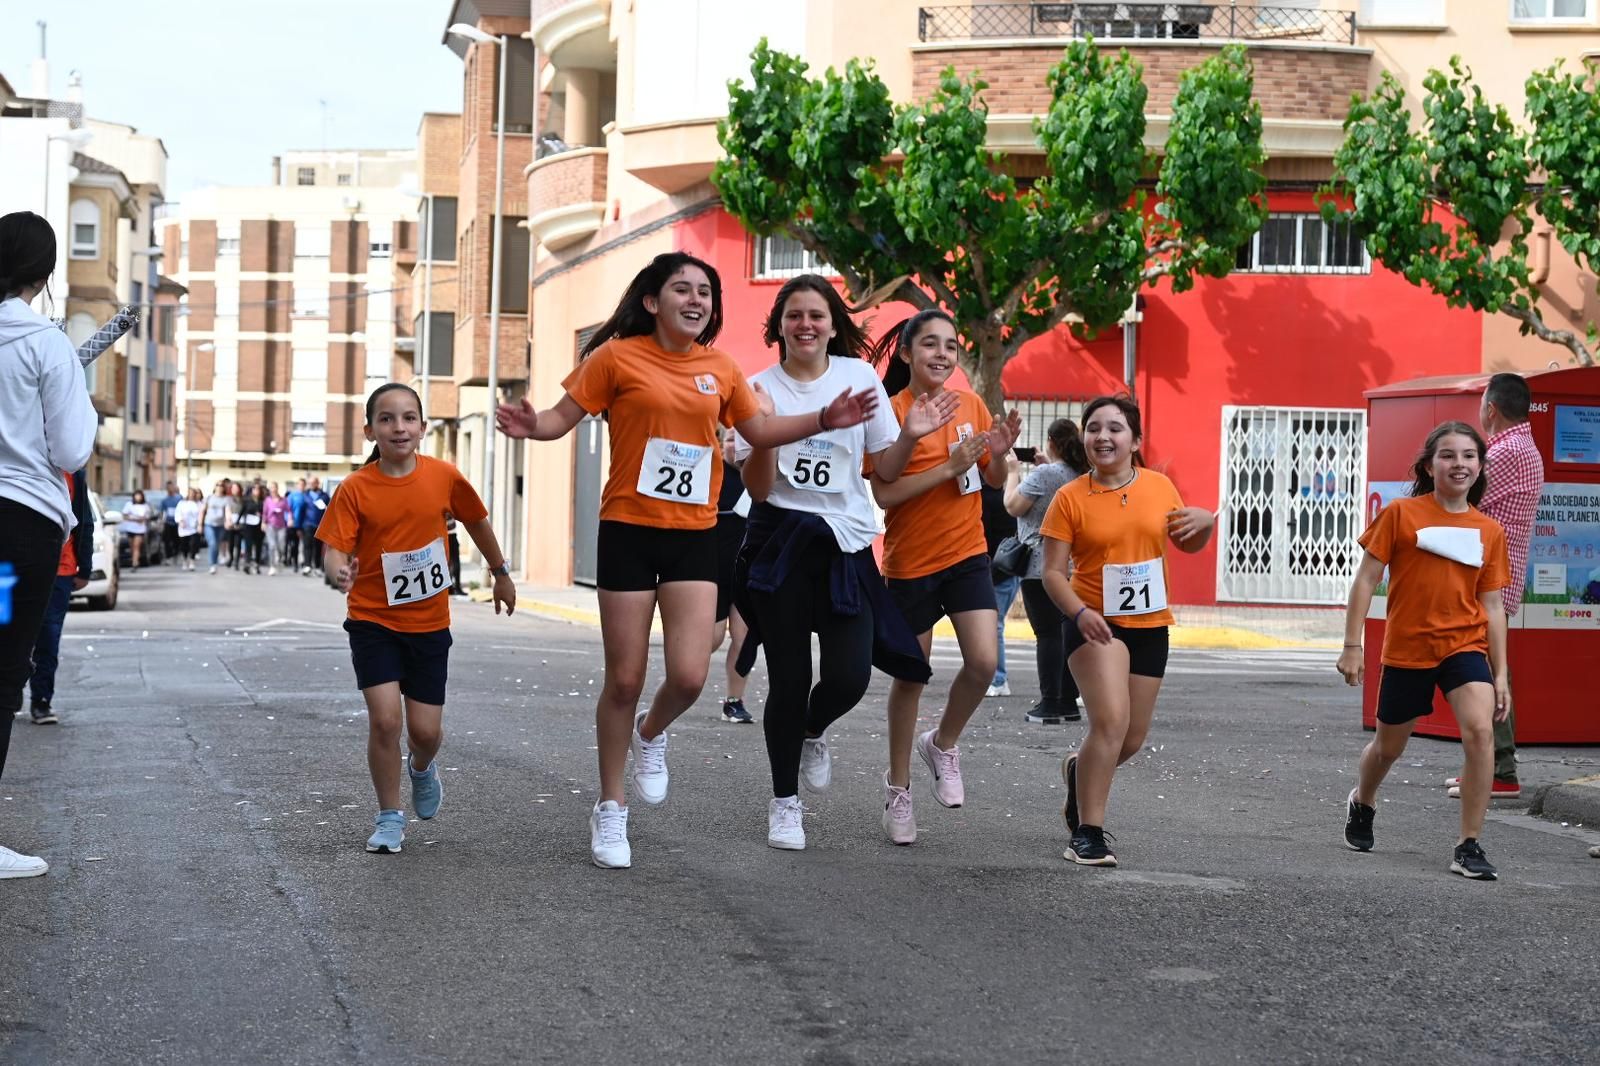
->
[118,491,152,568]
[174,488,203,571]
[732,275,959,851]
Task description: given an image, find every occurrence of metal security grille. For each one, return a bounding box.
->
[1216,406,1366,604]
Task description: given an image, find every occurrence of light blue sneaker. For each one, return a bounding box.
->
[409,756,443,820]
[365,809,406,853]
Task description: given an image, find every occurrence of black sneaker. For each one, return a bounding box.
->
[1065,825,1117,867]
[1026,699,1068,724]
[1344,789,1375,852]
[1062,698,1083,722]
[1450,838,1498,881]
[29,700,57,725]
[721,698,754,724]
[1060,753,1079,833]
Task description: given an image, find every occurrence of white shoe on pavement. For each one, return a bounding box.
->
[767,796,806,851]
[985,681,1010,698]
[630,710,669,806]
[0,843,48,879]
[799,736,831,793]
[916,728,965,808]
[269,566,277,576]
[208,565,217,574]
[589,801,631,868]
[882,773,917,845]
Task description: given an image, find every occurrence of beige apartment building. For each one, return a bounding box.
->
[426,1,1600,594]
[162,150,417,489]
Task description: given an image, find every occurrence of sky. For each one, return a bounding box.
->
[0,0,464,201]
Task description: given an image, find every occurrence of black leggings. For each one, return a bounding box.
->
[1021,579,1080,704]
[747,536,875,798]
[0,500,65,782]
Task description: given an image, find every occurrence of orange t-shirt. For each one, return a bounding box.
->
[316,455,488,633]
[563,335,761,530]
[1358,494,1510,669]
[58,472,78,577]
[1039,469,1185,628]
[868,388,992,580]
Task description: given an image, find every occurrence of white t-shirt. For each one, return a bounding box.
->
[733,355,899,553]
[175,498,202,538]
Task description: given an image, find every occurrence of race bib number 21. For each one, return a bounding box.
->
[1102,559,1167,617]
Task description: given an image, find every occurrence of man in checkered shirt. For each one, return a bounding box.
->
[1448,373,1544,802]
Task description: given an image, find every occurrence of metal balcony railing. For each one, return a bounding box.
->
[916,4,1358,45]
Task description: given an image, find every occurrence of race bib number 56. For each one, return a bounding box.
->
[779,435,848,493]
[382,537,451,606]
[1102,559,1167,617]
[638,437,713,505]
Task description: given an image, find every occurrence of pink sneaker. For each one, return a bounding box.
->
[882,774,917,845]
[915,729,964,808]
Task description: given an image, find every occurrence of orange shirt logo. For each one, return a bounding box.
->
[694,374,718,395]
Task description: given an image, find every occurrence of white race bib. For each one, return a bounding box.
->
[948,422,982,496]
[1103,558,1167,617]
[638,437,713,505]
[242,514,262,526]
[779,434,850,494]
[382,537,451,607]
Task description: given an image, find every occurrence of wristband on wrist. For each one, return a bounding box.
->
[1343,643,1361,648]
[1073,606,1088,623]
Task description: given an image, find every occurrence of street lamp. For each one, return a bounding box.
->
[447,21,508,567]
[398,181,434,424]
[182,340,216,486]
[42,127,93,228]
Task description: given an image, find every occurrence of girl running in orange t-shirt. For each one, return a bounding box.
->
[494,252,880,869]
[1336,421,1511,880]
[864,310,1021,845]
[318,384,518,855]
[1038,395,1215,867]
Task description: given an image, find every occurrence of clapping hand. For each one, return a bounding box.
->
[821,387,880,430]
[944,436,986,478]
[903,391,960,439]
[752,381,776,418]
[986,409,1023,459]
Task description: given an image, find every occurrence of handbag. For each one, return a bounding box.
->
[991,534,1031,579]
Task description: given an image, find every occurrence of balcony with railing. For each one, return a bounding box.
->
[525,146,609,251]
[913,3,1368,139]
[917,3,1356,44]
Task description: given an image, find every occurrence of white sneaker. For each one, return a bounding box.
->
[767,796,806,851]
[0,843,48,879]
[985,681,1011,698]
[882,774,917,845]
[630,710,669,806]
[209,565,217,574]
[799,736,831,793]
[589,801,631,868]
[268,566,277,576]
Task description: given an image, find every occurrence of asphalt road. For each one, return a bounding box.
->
[3,565,1596,1065]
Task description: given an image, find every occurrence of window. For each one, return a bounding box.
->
[291,349,327,382]
[1358,0,1446,25]
[291,418,325,440]
[336,173,352,186]
[215,285,240,317]
[216,237,240,257]
[369,222,392,260]
[1510,0,1593,22]
[69,199,99,258]
[296,167,316,186]
[753,235,832,279]
[157,307,176,345]
[494,38,537,133]
[294,226,330,259]
[499,218,530,313]
[130,282,144,339]
[414,311,455,377]
[293,285,328,318]
[420,197,458,261]
[1234,214,1370,275]
[128,366,142,424]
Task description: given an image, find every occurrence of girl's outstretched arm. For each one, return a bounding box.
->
[496,394,587,442]
[461,517,517,616]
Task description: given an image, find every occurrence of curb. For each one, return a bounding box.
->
[519,598,1334,652]
[1530,774,1600,826]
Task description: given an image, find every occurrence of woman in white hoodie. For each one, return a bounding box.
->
[0,211,98,879]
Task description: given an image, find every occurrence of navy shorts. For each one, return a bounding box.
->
[596,520,720,593]
[887,553,997,635]
[344,619,452,705]
[1376,651,1492,725]
[1064,620,1171,679]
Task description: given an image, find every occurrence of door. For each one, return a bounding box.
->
[572,415,603,586]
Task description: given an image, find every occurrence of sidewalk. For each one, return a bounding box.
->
[492,581,1344,651]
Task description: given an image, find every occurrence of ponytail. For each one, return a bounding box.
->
[365,445,382,465]
[1046,417,1087,473]
[866,308,956,397]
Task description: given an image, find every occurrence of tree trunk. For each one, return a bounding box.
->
[964,339,1008,415]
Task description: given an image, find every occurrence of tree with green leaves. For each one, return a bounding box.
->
[1324,58,1600,368]
[713,39,1269,411]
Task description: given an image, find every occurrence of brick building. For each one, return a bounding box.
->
[162,151,417,489]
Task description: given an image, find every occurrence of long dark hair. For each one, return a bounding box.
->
[582,252,723,357]
[0,211,57,304]
[1081,394,1145,468]
[866,308,958,397]
[363,382,424,465]
[1409,420,1489,506]
[1045,417,1087,473]
[762,274,868,361]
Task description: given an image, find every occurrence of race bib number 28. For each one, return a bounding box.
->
[1102,559,1167,617]
[637,437,713,505]
[382,537,451,607]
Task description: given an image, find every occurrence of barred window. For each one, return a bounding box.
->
[1235,214,1370,275]
[753,235,833,280]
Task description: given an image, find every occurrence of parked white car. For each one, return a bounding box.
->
[74,489,120,611]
